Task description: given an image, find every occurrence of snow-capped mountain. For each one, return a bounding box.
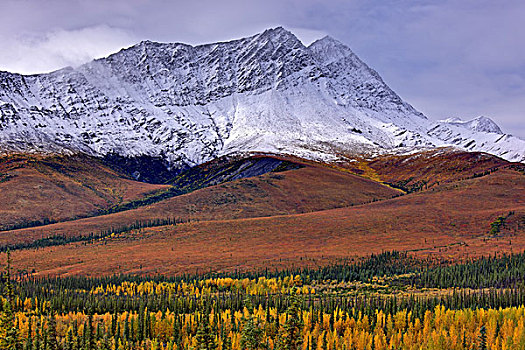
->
[0,27,524,165]
[428,116,524,163]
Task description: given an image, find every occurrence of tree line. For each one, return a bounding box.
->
[2,251,525,349]
[0,218,184,253]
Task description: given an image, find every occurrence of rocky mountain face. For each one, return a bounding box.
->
[0,27,523,167]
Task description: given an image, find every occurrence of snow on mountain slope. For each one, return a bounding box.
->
[428,116,524,163]
[0,27,523,166]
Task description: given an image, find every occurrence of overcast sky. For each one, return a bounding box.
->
[1,0,523,137]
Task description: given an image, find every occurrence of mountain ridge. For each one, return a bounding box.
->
[1,26,524,165]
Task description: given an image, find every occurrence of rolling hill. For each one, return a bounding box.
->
[0,153,169,230]
[4,150,524,277]
[0,155,401,246]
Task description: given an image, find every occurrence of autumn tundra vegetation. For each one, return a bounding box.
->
[0,152,524,349]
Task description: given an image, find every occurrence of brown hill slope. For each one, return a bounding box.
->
[0,161,401,246]
[9,166,525,277]
[342,148,510,192]
[0,154,169,230]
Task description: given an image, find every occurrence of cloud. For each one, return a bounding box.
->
[0,26,137,74]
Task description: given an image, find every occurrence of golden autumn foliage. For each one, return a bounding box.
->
[6,303,525,350]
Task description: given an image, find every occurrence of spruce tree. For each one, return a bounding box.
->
[84,315,95,350]
[46,314,58,350]
[32,320,40,350]
[72,321,79,350]
[123,314,130,342]
[65,327,74,350]
[222,334,232,350]
[0,250,19,350]
[96,322,102,342]
[24,317,33,350]
[195,314,216,350]
[137,307,145,342]
[171,315,180,343]
[276,289,303,350]
[40,327,47,350]
[478,325,487,350]
[240,300,263,350]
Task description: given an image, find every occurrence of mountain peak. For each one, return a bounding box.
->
[1,27,523,164]
[261,26,291,36]
[256,26,303,46]
[311,35,344,46]
[440,116,503,134]
[308,35,354,65]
